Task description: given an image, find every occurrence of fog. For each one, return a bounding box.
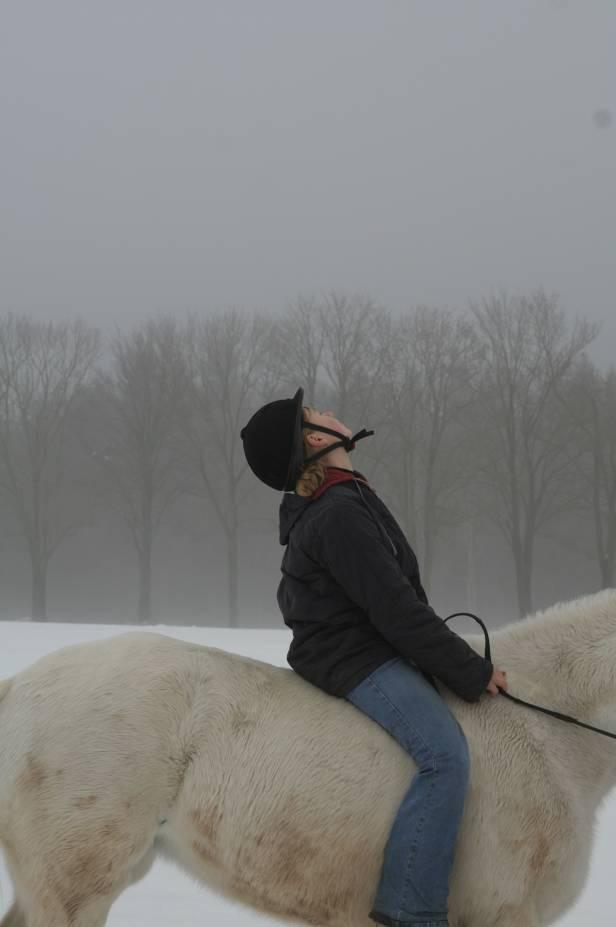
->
[1,2,614,346]
[1,1,615,629]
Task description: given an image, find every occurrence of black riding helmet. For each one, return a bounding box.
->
[240,387,374,492]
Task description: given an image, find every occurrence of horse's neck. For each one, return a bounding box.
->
[463,618,616,806]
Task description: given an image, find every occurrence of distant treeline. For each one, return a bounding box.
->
[0,288,612,626]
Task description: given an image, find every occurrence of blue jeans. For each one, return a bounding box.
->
[344,656,470,927]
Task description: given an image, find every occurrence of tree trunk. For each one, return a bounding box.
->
[512,540,533,619]
[137,542,152,623]
[421,524,435,598]
[599,555,614,589]
[466,519,478,613]
[420,473,433,594]
[228,521,239,628]
[594,468,616,588]
[31,554,48,621]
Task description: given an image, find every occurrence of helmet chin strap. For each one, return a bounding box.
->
[301,423,375,467]
[300,422,398,553]
[301,422,396,553]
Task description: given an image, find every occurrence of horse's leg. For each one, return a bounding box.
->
[20,854,157,927]
[53,844,157,927]
[123,840,158,888]
[0,903,26,927]
[454,903,541,927]
[499,904,541,927]
[25,898,112,927]
[5,833,159,927]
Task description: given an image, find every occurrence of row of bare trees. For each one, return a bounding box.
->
[0,290,611,625]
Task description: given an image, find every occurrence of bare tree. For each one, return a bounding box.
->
[317,292,391,424]
[555,356,616,587]
[91,318,187,623]
[468,290,599,618]
[179,308,283,627]
[274,294,327,401]
[0,314,101,619]
[268,292,394,470]
[382,306,484,592]
[277,291,394,491]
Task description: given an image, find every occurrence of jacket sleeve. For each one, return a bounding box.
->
[312,500,493,702]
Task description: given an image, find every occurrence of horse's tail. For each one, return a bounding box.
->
[0,679,11,703]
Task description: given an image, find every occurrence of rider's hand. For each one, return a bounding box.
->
[486,666,508,696]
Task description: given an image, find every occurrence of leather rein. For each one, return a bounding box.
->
[445,612,616,741]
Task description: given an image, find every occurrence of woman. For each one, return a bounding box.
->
[240,388,508,927]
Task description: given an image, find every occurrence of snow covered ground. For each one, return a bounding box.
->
[0,620,614,925]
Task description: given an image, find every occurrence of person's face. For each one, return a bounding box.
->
[302,406,353,446]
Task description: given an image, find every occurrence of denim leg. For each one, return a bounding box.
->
[344,657,470,927]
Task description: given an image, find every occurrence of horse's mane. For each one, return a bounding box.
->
[500,587,616,647]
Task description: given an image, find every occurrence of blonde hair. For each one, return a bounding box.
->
[295,405,328,497]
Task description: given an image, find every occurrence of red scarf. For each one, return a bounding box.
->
[312,466,371,501]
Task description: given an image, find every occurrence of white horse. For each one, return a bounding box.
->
[1,589,616,927]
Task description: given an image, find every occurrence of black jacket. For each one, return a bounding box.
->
[277,473,493,701]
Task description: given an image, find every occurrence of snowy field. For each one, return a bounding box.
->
[0,620,614,926]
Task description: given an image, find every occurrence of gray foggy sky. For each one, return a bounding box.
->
[1,1,614,361]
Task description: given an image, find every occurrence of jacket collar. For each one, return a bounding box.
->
[311,466,370,500]
[278,467,371,545]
